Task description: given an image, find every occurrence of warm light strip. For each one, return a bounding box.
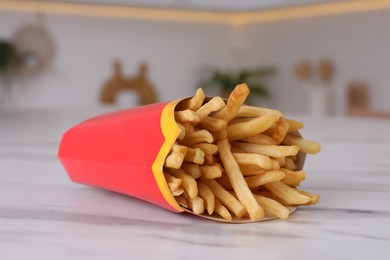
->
[0,1,232,23]
[0,1,390,24]
[233,0,390,24]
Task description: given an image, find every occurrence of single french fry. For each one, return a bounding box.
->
[191,143,218,155]
[229,117,252,125]
[189,88,206,111]
[245,170,286,188]
[227,114,278,141]
[181,163,201,179]
[180,130,214,146]
[286,119,304,133]
[198,182,215,215]
[198,116,228,132]
[233,142,300,158]
[175,110,201,124]
[264,181,311,205]
[262,123,276,137]
[214,199,232,221]
[203,154,215,165]
[176,195,188,208]
[239,164,267,176]
[202,179,246,218]
[184,147,205,165]
[282,134,321,154]
[283,157,297,171]
[176,88,205,111]
[171,187,184,196]
[181,122,194,135]
[171,144,188,156]
[200,164,223,179]
[167,169,198,199]
[213,83,250,122]
[272,118,290,144]
[218,139,264,220]
[165,152,184,169]
[176,123,186,140]
[254,194,290,220]
[212,129,227,141]
[240,134,278,145]
[256,191,284,203]
[298,190,320,205]
[270,159,280,170]
[275,157,285,166]
[187,196,205,215]
[237,105,283,118]
[281,169,306,187]
[196,96,225,120]
[233,153,272,169]
[164,172,182,192]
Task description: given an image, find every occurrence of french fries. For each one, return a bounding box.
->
[163,84,320,222]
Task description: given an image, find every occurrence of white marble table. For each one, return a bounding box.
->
[1,108,389,260]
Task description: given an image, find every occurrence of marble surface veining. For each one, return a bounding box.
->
[1,108,390,260]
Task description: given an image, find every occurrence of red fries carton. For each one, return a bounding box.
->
[58,101,183,213]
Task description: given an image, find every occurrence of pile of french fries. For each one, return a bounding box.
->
[163,84,320,221]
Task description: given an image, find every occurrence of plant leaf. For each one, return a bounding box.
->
[249,84,269,97]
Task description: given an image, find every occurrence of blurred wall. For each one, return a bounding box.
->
[1,9,390,115]
[0,12,233,109]
[241,9,390,114]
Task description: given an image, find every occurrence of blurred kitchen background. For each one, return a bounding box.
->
[1,0,390,117]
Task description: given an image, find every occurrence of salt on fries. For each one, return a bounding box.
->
[163,83,320,221]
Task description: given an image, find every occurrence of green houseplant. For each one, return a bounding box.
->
[0,41,17,106]
[199,66,277,98]
[0,41,17,76]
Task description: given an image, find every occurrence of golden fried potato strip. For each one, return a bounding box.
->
[198,182,215,215]
[213,83,250,122]
[227,114,278,141]
[202,179,246,218]
[176,88,205,111]
[264,181,311,205]
[233,142,300,158]
[245,170,286,188]
[282,134,321,154]
[254,194,290,220]
[232,153,272,169]
[214,199,232,221]
[167,169,198,199]
[218,139,264,221]
[240,134,278,145]
[196,96,225,120]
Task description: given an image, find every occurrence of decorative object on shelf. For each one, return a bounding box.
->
[13,13,56,74]
[347,82,368,111]
[347,82,390,119]
[293,60,312,82]
[198,66,276,99]
[293,59,335,116]
[318,59,334,83]
[100,61,158,107]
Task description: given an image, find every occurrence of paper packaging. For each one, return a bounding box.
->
[58,100,183,213]
[58,99,306,222]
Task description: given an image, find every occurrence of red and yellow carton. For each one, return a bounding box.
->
[58,100,184,213]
